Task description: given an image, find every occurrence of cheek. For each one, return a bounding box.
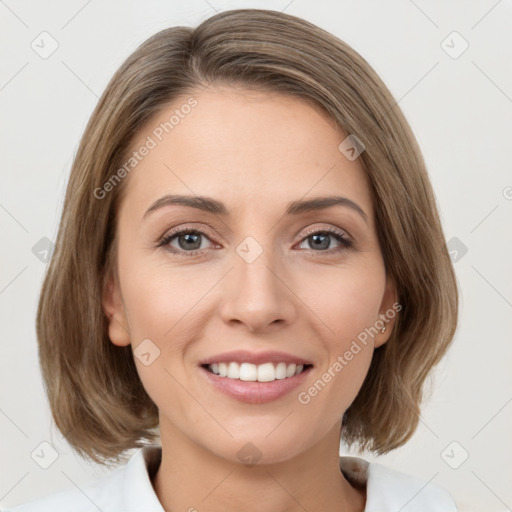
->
[118,260,216,405]
[119,256,211,343]
[293,263,384,413]
[297,260,386,343]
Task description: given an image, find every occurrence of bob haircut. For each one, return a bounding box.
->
[37,8,458,465]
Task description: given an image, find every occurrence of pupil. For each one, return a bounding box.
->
[180,233,201,250]
[311,234,329,250]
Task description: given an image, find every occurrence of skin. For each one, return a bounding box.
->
[103,85,397,512]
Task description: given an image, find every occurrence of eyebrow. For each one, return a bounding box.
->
[143,194,368,223]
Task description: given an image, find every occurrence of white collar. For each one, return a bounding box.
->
[12,445,457,511]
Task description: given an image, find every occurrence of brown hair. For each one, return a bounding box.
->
[37,8,458,465]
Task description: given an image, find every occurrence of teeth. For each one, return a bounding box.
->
[239,362,257,381]
[227,362,239,379]
[275,362,287,379]
[257,363,275,382]
[207,362,308,382]
[286,363,297,377]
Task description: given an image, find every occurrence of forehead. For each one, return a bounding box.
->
[119,86,373,222]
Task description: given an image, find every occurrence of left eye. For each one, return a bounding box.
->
[297,230,352,252]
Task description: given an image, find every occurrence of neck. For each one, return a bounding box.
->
[152,417,366,512]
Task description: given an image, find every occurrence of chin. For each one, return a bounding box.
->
[206,422,319,467]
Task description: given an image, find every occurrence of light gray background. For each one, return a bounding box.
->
[1,1,511,510]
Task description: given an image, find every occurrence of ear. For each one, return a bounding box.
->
[102,272,131,347]
[374,275,399,349]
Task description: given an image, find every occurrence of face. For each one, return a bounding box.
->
[103,86,397,465]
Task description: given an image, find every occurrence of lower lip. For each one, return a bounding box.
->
[199,366,312,404]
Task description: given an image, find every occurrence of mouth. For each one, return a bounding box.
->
[202,362,313,382]
[198,350,314,404]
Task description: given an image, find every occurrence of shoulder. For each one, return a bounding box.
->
[339,456,458,512]
[5,466,126,512]
[5,447,164,512]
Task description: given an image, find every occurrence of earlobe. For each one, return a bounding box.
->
[374,275,399,349]
[102,273,131,347]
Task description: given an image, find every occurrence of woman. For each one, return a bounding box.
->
[10,8,459,511]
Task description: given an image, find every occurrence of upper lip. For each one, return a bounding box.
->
[199,350,313,366]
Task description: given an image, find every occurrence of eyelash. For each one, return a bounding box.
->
[157,225,354,257]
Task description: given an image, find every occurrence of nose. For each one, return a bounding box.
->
[219,246,298,333]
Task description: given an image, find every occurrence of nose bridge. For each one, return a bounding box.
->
[220,234,297,331]
[237,237,280,297]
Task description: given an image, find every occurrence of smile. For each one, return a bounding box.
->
[205,362,310,382]
[199,350,313,403]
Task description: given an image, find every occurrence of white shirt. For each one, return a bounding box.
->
[6,445,457,511]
